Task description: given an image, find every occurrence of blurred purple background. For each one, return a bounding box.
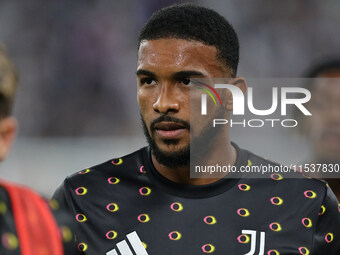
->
[1,0,339,136]
[0,0,339,194]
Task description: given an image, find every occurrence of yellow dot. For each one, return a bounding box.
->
[0,201,7,214]
[319,205,326,215]
[78,243,88,252]
[2,233,18,250]
[61,226,73,242]
[142,242,147,249]
[79,169,90,174]
[49,199,59,210]
[112,158,123,165]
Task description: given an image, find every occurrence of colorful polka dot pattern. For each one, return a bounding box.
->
[61,155,340,254]
[0,187,19,253]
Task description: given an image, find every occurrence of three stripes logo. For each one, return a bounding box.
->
[106,231,148,255]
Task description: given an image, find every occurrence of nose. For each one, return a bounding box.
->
[153,83,180,114]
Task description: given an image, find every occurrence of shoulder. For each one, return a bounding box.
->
[61,147,148,188]
[244,149,329,204]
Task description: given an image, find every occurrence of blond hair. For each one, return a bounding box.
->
[0,43,18,118]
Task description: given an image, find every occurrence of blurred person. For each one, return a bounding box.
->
[54,4,340,255]
[298,59,340,199]
[0,44,78,255]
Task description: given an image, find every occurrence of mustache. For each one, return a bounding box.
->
[150,115,190,131]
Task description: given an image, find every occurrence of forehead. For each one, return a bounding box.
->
[137,39,225,74]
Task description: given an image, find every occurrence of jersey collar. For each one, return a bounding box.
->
[143,142,248,199]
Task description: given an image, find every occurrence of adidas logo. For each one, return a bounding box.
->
[106,231,148,255]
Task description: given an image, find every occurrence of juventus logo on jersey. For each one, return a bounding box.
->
[242,230,265,255]
[106,231,148,255]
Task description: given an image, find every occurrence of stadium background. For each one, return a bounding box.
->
[0,0,340,195]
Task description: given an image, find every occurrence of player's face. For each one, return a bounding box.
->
[137,39,228,163]
[308,70,340,163]
[0,116,17,162]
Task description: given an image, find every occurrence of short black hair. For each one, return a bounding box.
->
[138,3,239,77]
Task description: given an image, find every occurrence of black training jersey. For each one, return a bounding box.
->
[53,143,340,255]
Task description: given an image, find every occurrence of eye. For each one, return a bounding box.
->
[181,78,192,86]
[140,78,156,85]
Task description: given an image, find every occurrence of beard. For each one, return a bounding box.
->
[141,114,190,168]
[140,106,226,168]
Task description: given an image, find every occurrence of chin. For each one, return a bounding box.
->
[152,141,190,168]
[157,142,188,154]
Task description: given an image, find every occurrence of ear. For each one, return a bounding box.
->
[0,117,17,162]
[225,77,247,112]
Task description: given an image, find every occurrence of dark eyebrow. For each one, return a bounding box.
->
[172,71,205,79]
[136,69,156,78]
[136,69,204,78]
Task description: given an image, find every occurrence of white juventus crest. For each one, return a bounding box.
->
[106,231,148,255]
[242,230,265,255]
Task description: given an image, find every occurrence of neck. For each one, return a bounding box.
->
[151,133,236,185]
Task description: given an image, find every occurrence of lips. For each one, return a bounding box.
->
[154,121,185,130]
[153,121,187,139]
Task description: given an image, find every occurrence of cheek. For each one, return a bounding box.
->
[189,91,224,136]
[138,88,155,116]
[307,112,324,139]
